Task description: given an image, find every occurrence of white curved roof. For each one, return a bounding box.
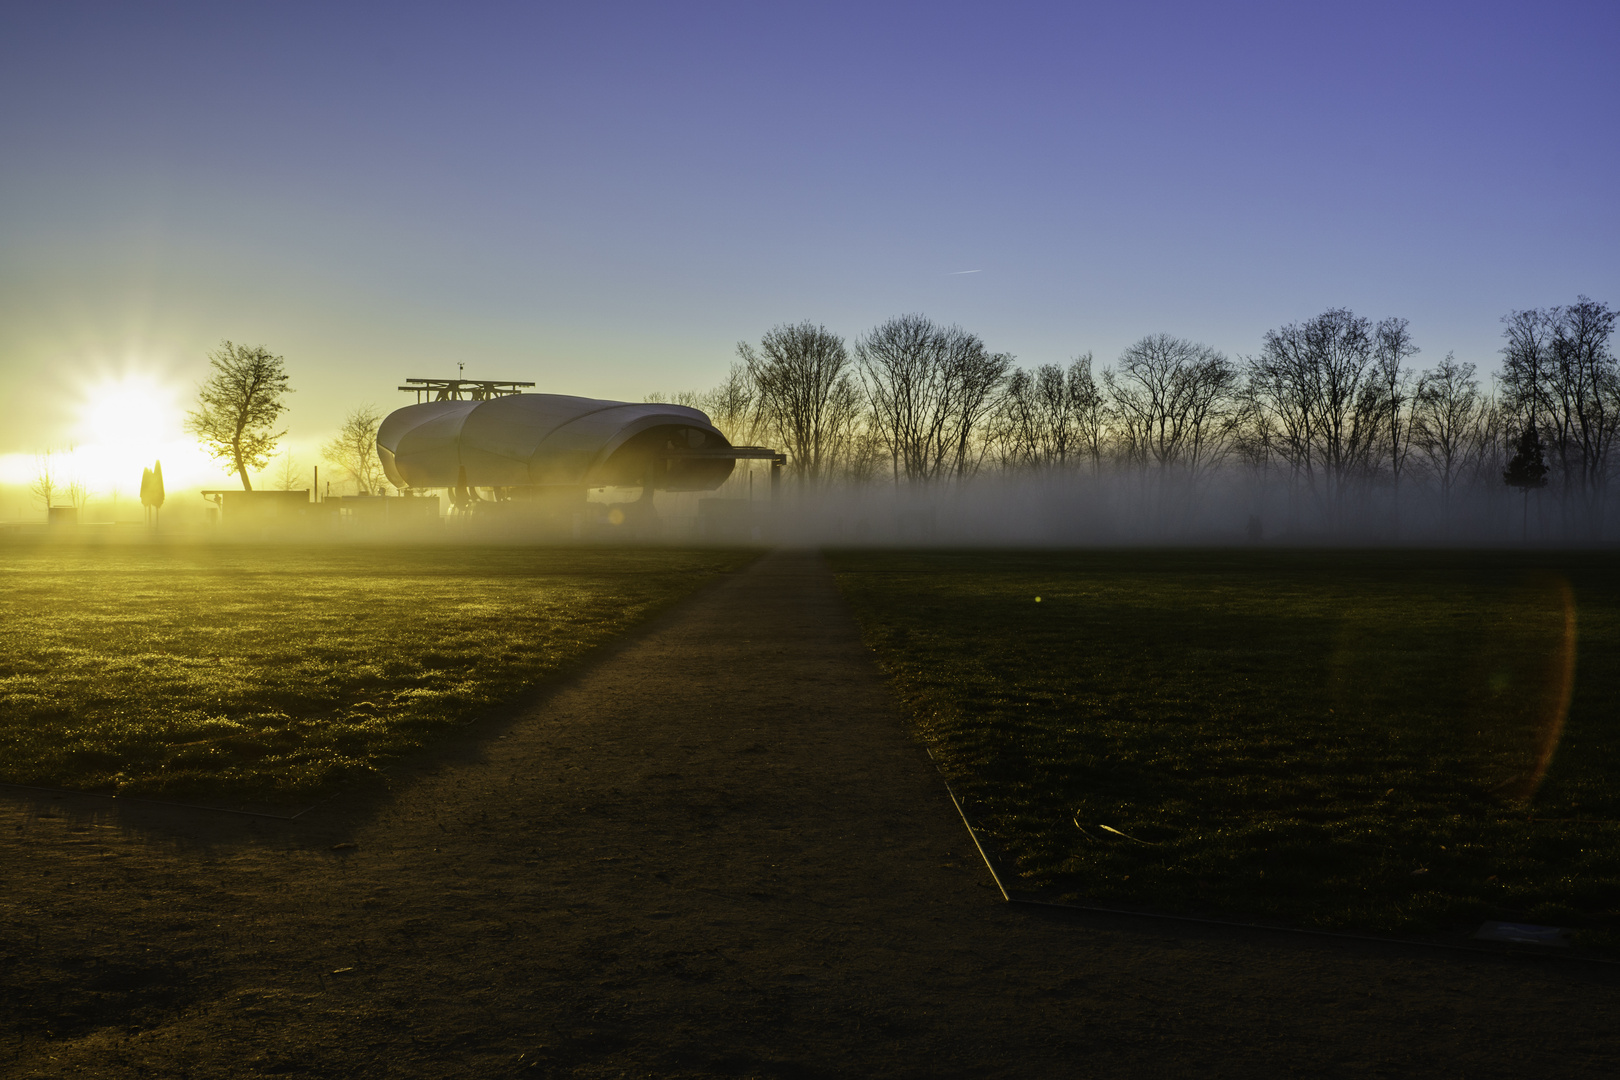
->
[377,393,734,491]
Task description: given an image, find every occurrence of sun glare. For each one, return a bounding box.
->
[76,374,182,456]
[57,372,217,498]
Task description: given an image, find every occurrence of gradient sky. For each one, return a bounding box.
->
[1,1,1616,488]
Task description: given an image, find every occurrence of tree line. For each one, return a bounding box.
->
[658,299,1618,539]
[75,304,1612,539]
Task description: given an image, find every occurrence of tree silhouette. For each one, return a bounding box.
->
[321,405,388,495]
[1502,423,1548,542]
[740,322,862,485]
[28,450,57,515]
[140,460,166,526]
[185,341,293,490]
[856,314,1010,484]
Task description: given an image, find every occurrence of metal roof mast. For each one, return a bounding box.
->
[398,366,535,404]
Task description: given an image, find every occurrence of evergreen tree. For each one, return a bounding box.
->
[1503,424,1548,542]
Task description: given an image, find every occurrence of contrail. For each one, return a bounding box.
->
[947,269,983,275]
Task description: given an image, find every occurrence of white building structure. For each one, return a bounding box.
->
[376,392,741,496]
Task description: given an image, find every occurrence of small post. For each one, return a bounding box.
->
[771,455,783,499]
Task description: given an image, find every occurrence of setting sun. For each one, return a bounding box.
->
[54,371,216,500]
[75,373,182,459]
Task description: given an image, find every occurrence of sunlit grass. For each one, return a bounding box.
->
[0,543,752,804]
[832,549,1620,946]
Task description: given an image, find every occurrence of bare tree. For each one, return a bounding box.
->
[27,447,89,518]
[840,425,887,484]
[1069,354,1110,473]
[1549,297,1619,532]
[65,447,91,512]
[941,332,1014,479]
[856,314,935,484]
[996,355,1105,471]
[185,341,293,490]
[29,450,57,514]
[322,405,388,495]
[993,368,1046,469]
[1247,309,1382,524]
[272,449,304,491]
[1498,298,1620,536]
[1105,334,1240,478]
[855,315,1010,484]
[1241,344,1313,496]
[738,322,861,484]
[644,389,705,408]
[1498,307,1553,430]
[1373,317,1420,524]
[1437,391,1509,532]
[1411,353,1482,529]
[698,363,760,446]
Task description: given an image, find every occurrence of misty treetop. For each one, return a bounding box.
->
[653,298,1617,541]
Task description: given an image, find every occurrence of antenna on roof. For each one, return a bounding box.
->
[398,377,535,403]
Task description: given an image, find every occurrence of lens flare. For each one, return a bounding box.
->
[1328,573,1579,806]
[1513,577,1577,803]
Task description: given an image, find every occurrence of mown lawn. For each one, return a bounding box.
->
[0,542,753,805]
[831,549,1620,947]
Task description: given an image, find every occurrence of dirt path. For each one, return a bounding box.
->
[4,551,1617,1078]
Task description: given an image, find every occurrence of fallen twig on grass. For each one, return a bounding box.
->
[1073,815,1162,845]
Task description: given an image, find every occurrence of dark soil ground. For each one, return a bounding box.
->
[3,552,1617,1079]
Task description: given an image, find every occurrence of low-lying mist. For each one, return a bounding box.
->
[693,466,1580,548]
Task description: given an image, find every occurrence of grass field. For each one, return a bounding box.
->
[0,542,753,805]
[831,549,1620,946]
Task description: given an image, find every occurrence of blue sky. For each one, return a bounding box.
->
[1,0,1615,478]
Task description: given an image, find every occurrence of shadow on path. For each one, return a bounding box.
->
[3,551,1616,1078]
